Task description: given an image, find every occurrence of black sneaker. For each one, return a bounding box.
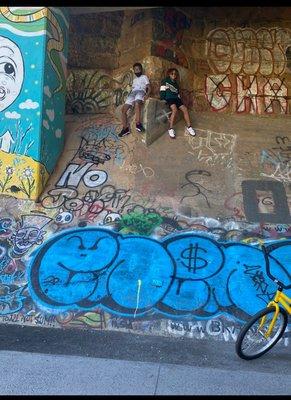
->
[136,122,145,132]
[118,127,130,137]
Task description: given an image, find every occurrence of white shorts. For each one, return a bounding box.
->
[125,90,145,106]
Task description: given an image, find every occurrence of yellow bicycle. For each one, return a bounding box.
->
[236,244,290,360]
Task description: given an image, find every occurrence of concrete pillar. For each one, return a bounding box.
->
[0,6,68,200]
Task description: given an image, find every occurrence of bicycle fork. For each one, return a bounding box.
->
[259,289,283,339]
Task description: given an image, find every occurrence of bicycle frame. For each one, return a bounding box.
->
[259,290,291,338]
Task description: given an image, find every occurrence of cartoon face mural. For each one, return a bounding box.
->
[0,36,24,111]
[10,214,52,256]
[103,212,121,226]
[55,209,74,225]
[0,7,69,200]
[28,229,120,308]
[11,227,45,256]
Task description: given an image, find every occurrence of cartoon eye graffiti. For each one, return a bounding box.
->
[103,213,121,225]
[55,210,73,225]
[2,62,15,76]
[0,36,24,111]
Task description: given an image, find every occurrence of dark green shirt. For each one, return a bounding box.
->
[160,77,181,101]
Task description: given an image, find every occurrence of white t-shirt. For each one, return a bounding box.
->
[131,74,150,93]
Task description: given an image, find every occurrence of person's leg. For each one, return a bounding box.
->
[169,104,178,128]
[179,105,191,127]
[135,92,146,132]
[119,100,132,137]
[179,104,196,136]
[167,103,178,138]
[121,104,131,128]
[134,100,143,124]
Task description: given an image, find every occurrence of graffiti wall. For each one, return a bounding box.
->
[0,7,290,345]
[66,68,133,114]
[0,109,289,344]
[114,7,291,115]
[205,27,291,114]
[28,227,291,321]
[0,7,68,200]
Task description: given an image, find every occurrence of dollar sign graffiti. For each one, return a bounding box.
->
[180,243,208,273]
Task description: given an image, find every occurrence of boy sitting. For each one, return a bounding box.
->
[118,62,151,137]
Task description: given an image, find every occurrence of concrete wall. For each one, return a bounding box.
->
[126,7,291,114]
[68,11,124,70]
[67,7,291,116]
[0,7,290,345]
[0,109,289,344]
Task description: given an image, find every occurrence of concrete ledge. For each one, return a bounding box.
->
[115,98,182,146]
[142,98,181,146]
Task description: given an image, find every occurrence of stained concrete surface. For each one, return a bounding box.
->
[57,110,291,221]
[0,323,290,394]
[0,111,290,394]
[0,324,290,395]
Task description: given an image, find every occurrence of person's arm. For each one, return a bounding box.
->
[145,83,151,99]
[160,78,167,101]
[177,82,181,99]
[144,76,150,100]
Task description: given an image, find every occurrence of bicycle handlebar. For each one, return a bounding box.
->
[261,245,291,290]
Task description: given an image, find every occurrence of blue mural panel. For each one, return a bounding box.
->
[27,227,291,322]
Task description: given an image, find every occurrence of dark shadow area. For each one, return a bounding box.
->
[0,323,289,375]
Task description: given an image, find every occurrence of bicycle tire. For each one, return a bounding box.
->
[235,306,288,360]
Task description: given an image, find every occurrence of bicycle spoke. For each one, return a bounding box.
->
[240,311,285,357]
[236,246,290,361]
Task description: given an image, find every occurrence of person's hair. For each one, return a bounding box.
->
[133,62,143,70]
[167,68,179,78]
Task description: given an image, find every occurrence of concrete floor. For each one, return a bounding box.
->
[0,324,290,395]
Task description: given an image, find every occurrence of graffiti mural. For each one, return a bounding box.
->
[206,27,291,76]
[27,227,291,322]
[66,69,133,114]
[0,8,290,345]
[66,70,112,114]
[205,75,289,114]
[205,27,291,114]
[0,7,68,200]
[151,8,192,68]
[186,129,236,168]
[260,135,291,183]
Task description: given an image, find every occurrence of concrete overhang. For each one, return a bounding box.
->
[67,7,157,14]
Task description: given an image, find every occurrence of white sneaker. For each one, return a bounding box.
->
[168,128,176,139]
[186,126,196,136]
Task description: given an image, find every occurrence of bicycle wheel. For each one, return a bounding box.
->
[235,306,288,360]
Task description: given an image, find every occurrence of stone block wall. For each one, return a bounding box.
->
[68,11,124,70]
[66,7,291,117]
[115,7,291,115]
[117,9,153,68]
